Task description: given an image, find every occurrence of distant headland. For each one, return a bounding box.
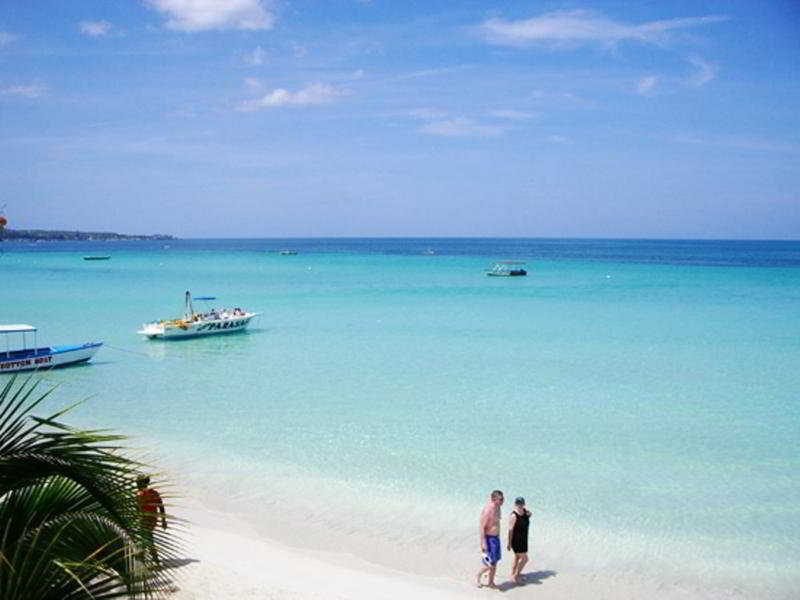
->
[0,229,176,241]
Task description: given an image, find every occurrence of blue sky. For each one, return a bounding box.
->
[1,0,798,238]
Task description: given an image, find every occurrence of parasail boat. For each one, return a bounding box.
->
[1,324,102,373]
[0,205,8,241]
[138,291,259,340]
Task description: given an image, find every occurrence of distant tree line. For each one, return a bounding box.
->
[1,229,175,241]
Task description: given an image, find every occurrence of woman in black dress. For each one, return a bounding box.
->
[507,496,531,584]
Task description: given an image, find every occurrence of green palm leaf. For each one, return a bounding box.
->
[0,375,180,599]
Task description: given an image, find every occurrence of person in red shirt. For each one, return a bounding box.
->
[136,474,167,563]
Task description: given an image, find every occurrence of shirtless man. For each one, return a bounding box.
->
[476,490,504,588]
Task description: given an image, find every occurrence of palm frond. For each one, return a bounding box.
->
[0,375,181,600]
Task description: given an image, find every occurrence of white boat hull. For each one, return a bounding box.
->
[138,314,257,339]
[0,343,102,373]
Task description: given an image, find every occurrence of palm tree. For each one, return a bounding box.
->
[0,375,180,599]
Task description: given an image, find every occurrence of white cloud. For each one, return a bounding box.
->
[0,31,17,46]
[687,56,717,87]
[528,89,596,109]
[489,109,536,120]
[408,108,449,120]
[244,77,264,90]
[637,76,658,95]
[79,20,112,36]
[245,46,266,66]
[410,110,513,137]
[146,0,275,32]
[395,66,469,81]
[636,57,716,97]
[480,10,728,48]
[420,118,505,138]
[671,132,796,153]
[169,105,197,118]
[2,84,47,99]
[239,83,346,110]
[547,135,570,144]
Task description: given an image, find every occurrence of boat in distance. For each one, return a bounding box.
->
[83,255,111,260]
[1,324,102,373]
[138,291,259,339]
[486,261,528,277]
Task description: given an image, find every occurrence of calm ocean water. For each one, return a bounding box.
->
[2,238,799,597]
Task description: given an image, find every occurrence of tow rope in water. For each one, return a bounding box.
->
[104,344,158,359]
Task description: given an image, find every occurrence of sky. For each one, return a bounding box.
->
[1,0,798,239]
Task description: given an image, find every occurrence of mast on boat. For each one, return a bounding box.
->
[184,290,195,320]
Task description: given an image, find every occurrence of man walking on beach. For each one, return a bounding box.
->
[136,474,167,564]
[476,490,504,588]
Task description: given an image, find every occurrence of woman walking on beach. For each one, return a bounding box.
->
[507,497,531,584]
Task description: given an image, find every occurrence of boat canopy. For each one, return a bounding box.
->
[0,324,37,333]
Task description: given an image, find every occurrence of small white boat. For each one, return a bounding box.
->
[279,249,297,255]
[486,261,528,277]
[0,324,102,373]
[138,291,259,340]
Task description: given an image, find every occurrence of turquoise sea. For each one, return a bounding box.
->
[2,238,799,598]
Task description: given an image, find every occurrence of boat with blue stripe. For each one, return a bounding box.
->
[138,291,259,340]
[1,324,102,373]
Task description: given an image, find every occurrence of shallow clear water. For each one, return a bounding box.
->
[3,238,799,597]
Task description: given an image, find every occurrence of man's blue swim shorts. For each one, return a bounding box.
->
[482,535,501,566]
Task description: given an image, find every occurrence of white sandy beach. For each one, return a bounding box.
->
[167,498,749,600]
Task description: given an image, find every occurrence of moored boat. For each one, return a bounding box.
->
[486,261,527,277]
[83,256,111,260]
[0,324,102,372]
[138,291,259,340]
